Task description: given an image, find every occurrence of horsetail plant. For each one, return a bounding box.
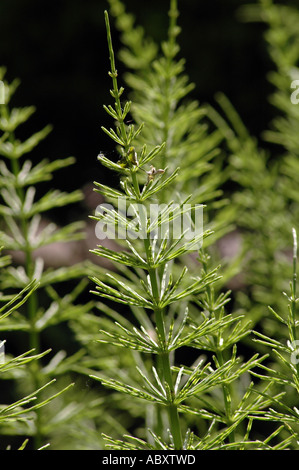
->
[89,6,286,450]
[248,228,299,445]
[107,0,237,251]
[0,67,98,449]
[1,0,298,451]
[207,0,299,339]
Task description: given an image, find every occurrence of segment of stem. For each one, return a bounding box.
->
[10,154,42,448]
[144,239,183,450]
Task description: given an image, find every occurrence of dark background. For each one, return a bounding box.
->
[0,0,273,201]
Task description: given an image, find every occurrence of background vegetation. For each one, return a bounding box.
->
[1,0,299,450]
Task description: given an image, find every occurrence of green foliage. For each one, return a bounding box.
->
[86,2,298,450]
[206,0,299,329]
[107,0,236,247]
[207,92,292,323]
[0,68,102,450]
[0,248,73,450]
[1,0,299,451]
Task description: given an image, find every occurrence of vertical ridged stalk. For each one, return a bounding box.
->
[144,238,183,450]
[105,9,183,449]
[133,166,183,448]
[133,164,183,448]
[291,228,297,342]
[200,250,235,443]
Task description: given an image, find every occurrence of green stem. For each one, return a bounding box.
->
[217,350,235,443]
[105,8,182,448]
[160,0,179,171]
[291,228,299,379]
[200,250,235,443]
[105,10,129,150]
[144,238,183,449]
[10,155,42,448]
[159,348,182,448]
[10,158,40,353]
[291,228,297,342]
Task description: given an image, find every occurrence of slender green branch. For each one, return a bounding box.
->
[143,237,182,449]
[160,0,179,171]
[291,228,297,343]
[199,249,235,442]
[291,228,299,379]
[104,10,129,150]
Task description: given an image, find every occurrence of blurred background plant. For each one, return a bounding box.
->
[0,68,112,450]
[206,0,299,349]
[0,247,73,450]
